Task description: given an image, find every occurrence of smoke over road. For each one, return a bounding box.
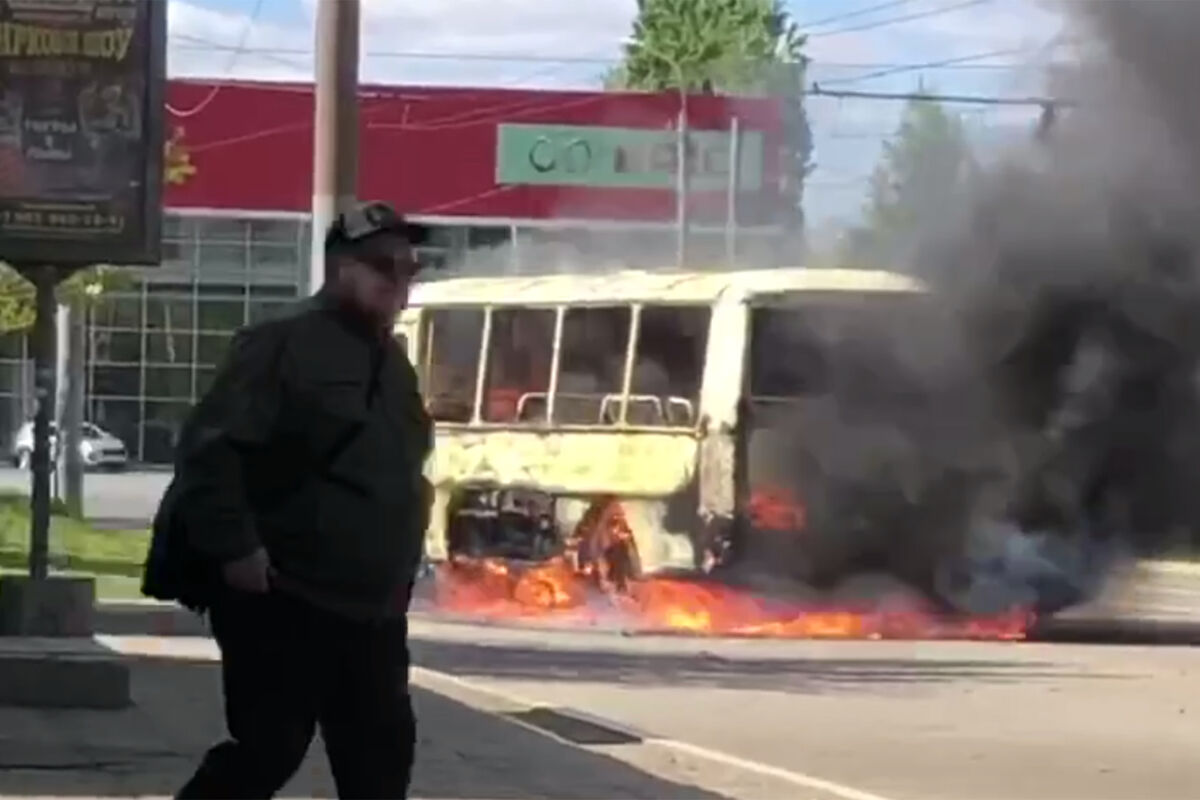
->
[785,1,1200,615]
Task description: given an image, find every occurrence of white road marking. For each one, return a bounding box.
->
[412,666,900,800]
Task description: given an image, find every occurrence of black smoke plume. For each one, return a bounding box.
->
[738,1,1200,616]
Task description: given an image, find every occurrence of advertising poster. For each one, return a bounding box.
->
[0,0,165,268]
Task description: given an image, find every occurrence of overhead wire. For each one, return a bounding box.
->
[817,46,1042,86]
[797,0,919,30]
[170,40,1054,74]
[807,85,1069,107]
[811,0,993,38]
[166,0,269,118]
[169,34,613,91]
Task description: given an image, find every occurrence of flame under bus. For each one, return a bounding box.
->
[397,267,926,590]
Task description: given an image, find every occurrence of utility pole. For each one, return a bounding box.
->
[309,0,361,294]
[724,116,741,269]
[53,302,68,502]
[675,104,689,268]
[60,300,85,518]
[28,267,58,580]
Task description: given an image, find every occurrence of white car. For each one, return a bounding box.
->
[10,421,129,471]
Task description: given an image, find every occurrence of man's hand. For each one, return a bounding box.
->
[222,547,272,593]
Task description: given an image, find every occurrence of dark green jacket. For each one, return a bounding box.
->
[145,293,433,617]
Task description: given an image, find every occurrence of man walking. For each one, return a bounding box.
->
[144,202,434,799]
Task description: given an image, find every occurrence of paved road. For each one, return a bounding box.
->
[0,467,168,527]
[46,621,1199,800]
[0,636,819,800]
[408,617,1200,800]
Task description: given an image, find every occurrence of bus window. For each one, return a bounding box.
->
[482,308,556,423]
[749,300,927,417]
[749,308,831,400]
[422,308,485,422]
[557,306,631,425]
[631,305,710,427]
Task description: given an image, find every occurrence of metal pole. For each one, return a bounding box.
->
[725,116,741,269]
[675,104,689,268]
[62,300,86,518]
[509,224,519,274]
[53,302,67,502]
[309,0,361,294]
[29,267,58,579]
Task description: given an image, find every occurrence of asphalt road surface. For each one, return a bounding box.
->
[0,466,168,527]
[410,617,1200,800]
[21,468,1197,798]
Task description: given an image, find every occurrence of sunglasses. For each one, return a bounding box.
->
[356,254,420,282]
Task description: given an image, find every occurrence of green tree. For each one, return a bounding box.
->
[845,97,974,267]
[0,265,132,333]
[609,0,813,237]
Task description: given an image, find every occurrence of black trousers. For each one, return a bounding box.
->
[177,588,415,799]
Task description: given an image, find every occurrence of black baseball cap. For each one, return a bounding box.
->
[324,201,430,250]
[324,201,431,279]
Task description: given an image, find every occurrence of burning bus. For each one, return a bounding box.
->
[393,266,1017,618]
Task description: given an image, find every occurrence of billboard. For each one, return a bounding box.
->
[496,123,765,193]
[0,0,166,268]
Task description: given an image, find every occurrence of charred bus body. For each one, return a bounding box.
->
[397,268,942,596]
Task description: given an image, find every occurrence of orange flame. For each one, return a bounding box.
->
[432,498,1032,641]
[747,486,807,531]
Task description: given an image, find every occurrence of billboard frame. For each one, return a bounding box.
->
[0,0,167,271]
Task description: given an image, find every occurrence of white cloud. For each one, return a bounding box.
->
[354,0,633,58]
[168,0,636,88]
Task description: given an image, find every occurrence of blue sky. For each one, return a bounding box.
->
[166,0,1069,228]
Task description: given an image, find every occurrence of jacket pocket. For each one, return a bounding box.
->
[297,377,368,466]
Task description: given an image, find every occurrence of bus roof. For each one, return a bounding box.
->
[406,267,924,308]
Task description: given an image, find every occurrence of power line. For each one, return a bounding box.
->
[167,0,268,117]
[171,35,618,65]
[170,34,595,91]
[817,46,1039,85]
[169,38,1053,72]
[813,60,1039,71]
[796,0,918,30]
[807,84,1070,107]
[811,0,992,38]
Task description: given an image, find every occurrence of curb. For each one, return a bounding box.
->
[101,600,1200,645]
[1138,560,1200,578]
[1029,616,1200,646]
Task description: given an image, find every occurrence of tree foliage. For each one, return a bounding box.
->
[616,0,804,93]
[844,98,974,267]
[0,266,133,333]
[610,0,813,235]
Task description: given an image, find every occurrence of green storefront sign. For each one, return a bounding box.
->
[496,123,764,191]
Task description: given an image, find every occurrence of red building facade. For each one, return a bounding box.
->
[165,79,787,230]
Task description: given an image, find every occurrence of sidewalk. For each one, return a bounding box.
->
[0,637,778,800]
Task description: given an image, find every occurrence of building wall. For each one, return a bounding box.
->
[165,80,787,227]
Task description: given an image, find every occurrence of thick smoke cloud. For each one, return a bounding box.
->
[759,1,1200,615]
